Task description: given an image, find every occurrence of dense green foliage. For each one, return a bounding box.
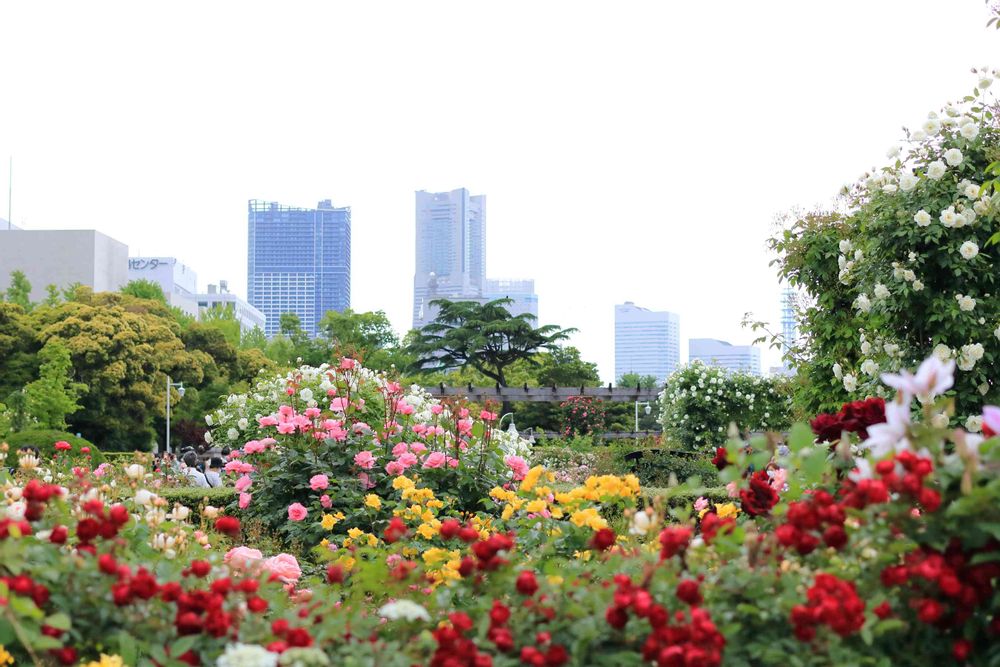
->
[3,429,103,467]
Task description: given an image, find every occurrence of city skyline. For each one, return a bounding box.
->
[2,2,995,381]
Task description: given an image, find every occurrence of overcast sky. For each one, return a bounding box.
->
[1,1,996,381]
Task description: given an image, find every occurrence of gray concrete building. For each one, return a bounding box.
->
[0,228,129,301]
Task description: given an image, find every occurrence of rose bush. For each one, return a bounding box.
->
[658,361,792,449]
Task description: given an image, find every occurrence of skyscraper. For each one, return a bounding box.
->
[780,286,799,362]
[614,302,680,383]
[689,338,762,376]
[247,199,351,337]
[484,278,539,320]
[413,188,486,328]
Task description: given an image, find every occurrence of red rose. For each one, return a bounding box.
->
[605,605,628,629]
[439,519,462,540]
[873,601,892,619]
[49,525,68,544]
[545,644,569,667]
[710,447,729,470]
[952,639,972,661]
[658,526,692,560]
[98,553,118,575]
[326,564,345,584]
[76,518,100,541]
[916,598,944,624]
[214,516,241,537]
[809,413,844,443]
[108,504,129,526]
[247,596,268,613]
[516,570,539,596]
[739,470,779,516]
[383,517,407,544]
[675,579,702,606]
[189,560,211,578]
[822,525,848,550]
[590,528,616,552]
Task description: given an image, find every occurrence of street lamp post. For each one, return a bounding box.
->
[165,376,185,454]
[498,412,515,432]
[634,401,652,433]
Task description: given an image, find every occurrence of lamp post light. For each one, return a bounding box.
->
[498,412,517,436]
[634,401,652,433]
[165,376,185,454]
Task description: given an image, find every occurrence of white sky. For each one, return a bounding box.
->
[1,1,996,382]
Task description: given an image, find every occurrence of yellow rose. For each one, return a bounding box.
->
[393,476,415,491]
[365,494,382,510]
[321,513,337,530]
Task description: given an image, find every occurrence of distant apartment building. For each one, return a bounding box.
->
[614,302,680,384]
[195,280,266,333]
[689,338,762,376]
[247,199,351,337]
[780,286,799,372]
[0,227,129,302]
[413,188,486,328]
[128,256,199,317]
[484,278,538,320]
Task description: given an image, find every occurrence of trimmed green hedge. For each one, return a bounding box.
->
[157,487,238,511]
[4,430,105,468]
[615,446,720,488]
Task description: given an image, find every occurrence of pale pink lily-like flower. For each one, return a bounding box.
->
[863,398,913,459]
[881,356,955,402]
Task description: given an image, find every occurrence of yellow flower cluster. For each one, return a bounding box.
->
[698,502,740,520]
[82,656,125,667]
[365,494,382,510]
[555,474,640,507]
[423,547,462,585]
[569,507,607,530]
[321,511,346,530]
[520,466,555,493]
[0,646,12,667]
[345,527,379,548]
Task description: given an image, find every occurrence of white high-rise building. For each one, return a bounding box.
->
[413,188,486,328]
[614,302,680,383]
[689,338,762,376]
[484,279,538,320]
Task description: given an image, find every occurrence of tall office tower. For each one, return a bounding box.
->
[247,199,351,337]
[484,278,539,320]
[412,188,485,328]
[780,286,799,360]
[614,302,681,384]
[689,338,762,376]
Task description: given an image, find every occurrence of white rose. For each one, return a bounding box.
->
[839,239,853,254]
[902,269,915,282]
[939,206,958,227]
[860,341,872,355]
[913,209,932,226]
[883,343,899,357]
[932,343,952,360]
[911,129,927,141]
[944,148,964,167]
[205,415,214,426]
[300,388,314,402]
[912,280,924,291]
[6,501,26,521]
[926,160,947,180]
[964,183,981,199]
[898,172,918,192]
[886,146,901,159]
[960,208,976,226]
[974,199,990,215]
[882,183,898,193]
[956,294,976,312]
[931,413,949,429]
[959,115,975,127]
[202,505,220,520]
[965,415,983,433]
[125,464,145,480]
[204,431,214,444]
[960,123,980,140]
[854,249,863,261]
[854,294,872,312]
[922,118,941,136]
[861,359,879,376]
[169,504,191,521]
[873,284,890,300]
[134,489,157,507]
[962,342,985,361]
[843,374,858,393]
[832,363,843,379]
[379,600,431,622]
[960,241,979,260]
[227,428,239,441]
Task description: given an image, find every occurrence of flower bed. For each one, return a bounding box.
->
[0,356,998,665]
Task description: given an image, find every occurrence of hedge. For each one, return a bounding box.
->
[4,430,105,468]
[155,487,238,511]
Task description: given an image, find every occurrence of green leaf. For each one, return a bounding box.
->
[9,593,43,619]
[788,422,814,453]
[44,612,71,631]
[170,635,198,657]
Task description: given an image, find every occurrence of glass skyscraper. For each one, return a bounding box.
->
[614,302,680,383]
[689,338,762,376]
[413,188,485,328]
[247,199,351,337]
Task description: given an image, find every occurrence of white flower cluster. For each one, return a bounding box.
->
[217,643,279,667]
[957,343,985,372]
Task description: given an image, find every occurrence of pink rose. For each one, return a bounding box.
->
[354,451,376,469]
[225,461,254,475]
[422,452,446,469]
[769,468,788,492]
[397,452,418,468]
[693,497,709,513]
[224,546,262,570]
[258,416,279,427]
[385,461,405,476]
[320,494,333,508]
[447,457,459,468]
[235,475,253,492]
[330,397,349,412]
[243,440,266,454]
[504,455,529,481]
[277,422,296,434]
[409,442,427,455]
[304,407,322,419]
[287,503,308,521]
[239,492,252,509]
[392,442,409,457]
[340,357,356,370]
[430,405,444,415]
[983,406,1000,437]
[358,472,375,489]
[261,553,302,582]
[310,474,330,491]
[726,481,739,498]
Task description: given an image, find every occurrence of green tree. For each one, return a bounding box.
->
[0,302,38,399]
[4,389,29,432]
[23,340,87,430]
[241,326,268,351]
[201,305,242,348]
[4,270,32,310]
[319,308,402,371]
[616,373,660,390]
[407,299,574,386]
[43,284,62,307]
[120,279,167,302]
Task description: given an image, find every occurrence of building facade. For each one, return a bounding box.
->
[689,338,762,376]
[0,228,129,302]
[780,286,799,368]
[127,256,199,317]
[195,281,266,333]
[614,302,680,384]
[247,199,351,337]
[484,278,538,320]
[413,188,486,328]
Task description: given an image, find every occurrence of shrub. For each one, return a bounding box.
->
[659,362,792,449]
[615,445,720,488]
[157,486,238,512]
[558,396,606,436]
[3,429,104,467]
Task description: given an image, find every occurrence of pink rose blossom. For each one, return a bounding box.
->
[479,410,497,421]
[358,472,375,489]
[340,357,356,370]
[392,442,409,457]
[224,546,262,570]
[239,492,252,509]
[504,455,530,481]
[726,481,739,498]
[243,440,266,454]
[261,553,302,582]
[409,442,427,454]
[225,461,255,475]
[304,407,322,419]
[330,397,349,412]
[693,497,709,512]
[279,405,295,417]
[320,494,333,508]
[258,415,279,427]
[422,452,447,469]
[447,457,459,468]
[397,452,418,468]
[259,437,277,447]
[287,503,308,521]
[354,451,376,469]
[769,468,788,491]
[430,405,444,415]
[983,406,1000,436]
[235,475,253,492]
[309,474,330,491]
[276,422,296,434]
[385,461,405,476]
